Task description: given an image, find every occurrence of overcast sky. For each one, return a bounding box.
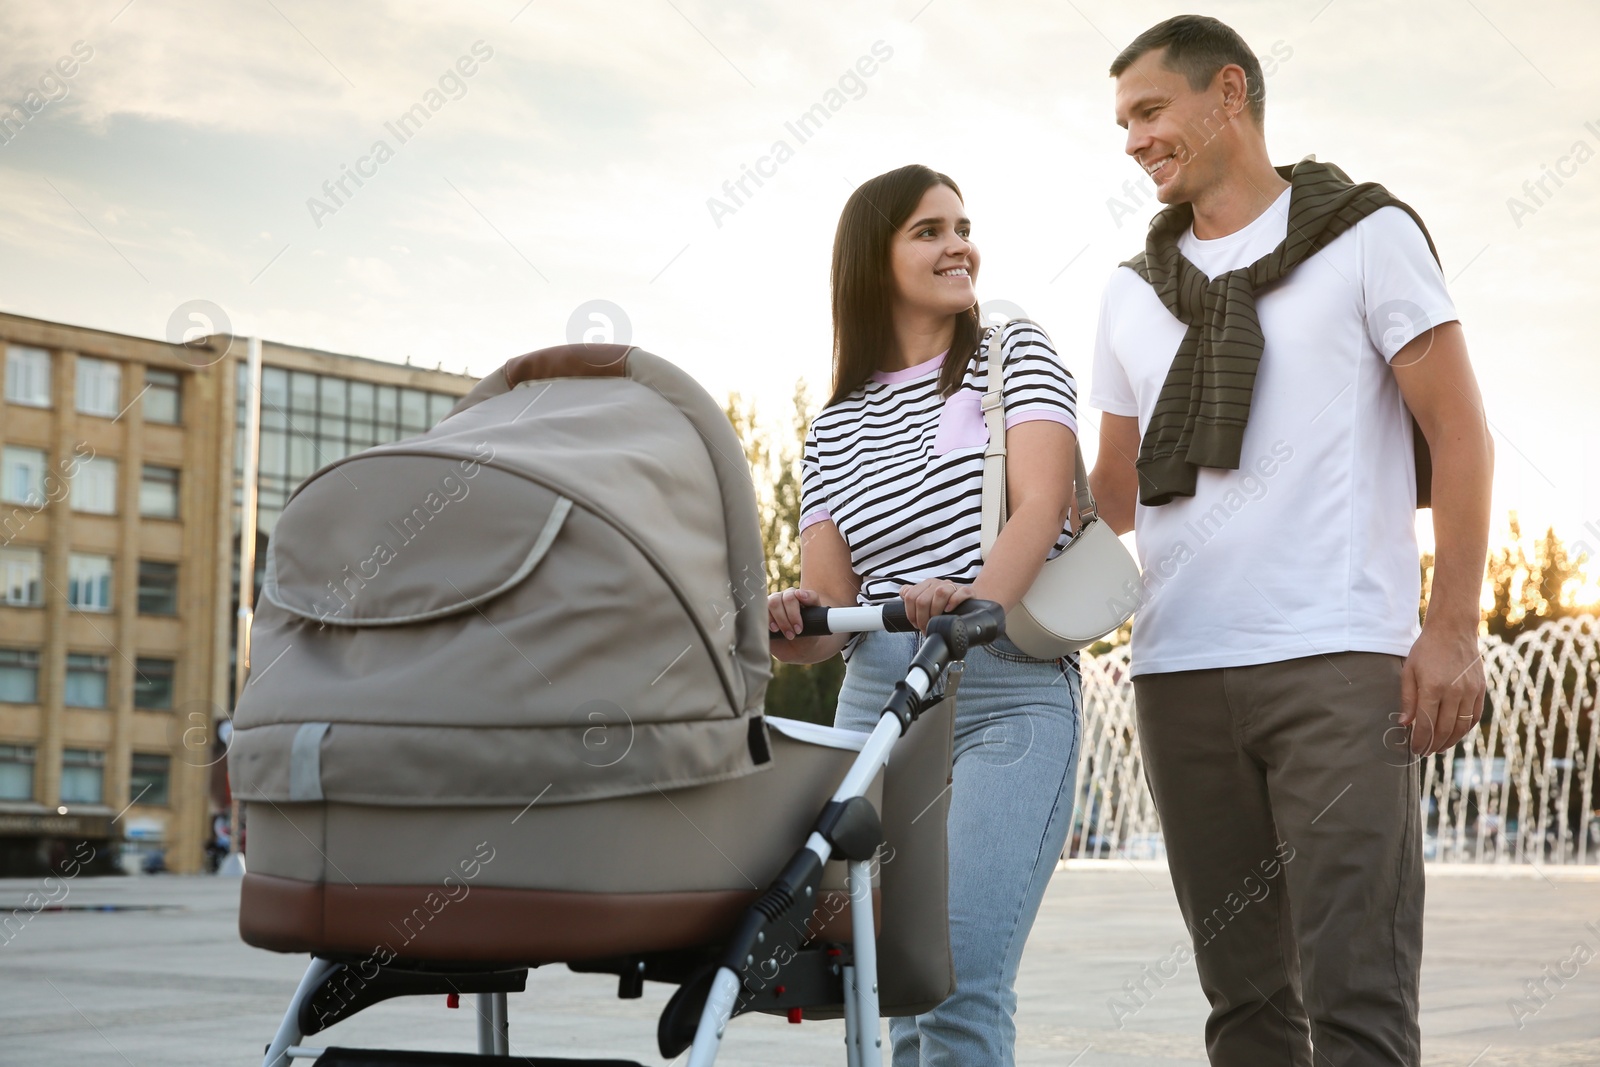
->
[2,0,1597,555]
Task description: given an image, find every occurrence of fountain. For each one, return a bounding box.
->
[1069,615,1600,866]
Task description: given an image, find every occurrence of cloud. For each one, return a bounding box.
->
[0,0,1598,530]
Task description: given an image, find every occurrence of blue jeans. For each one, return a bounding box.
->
[833,631,1082,1067]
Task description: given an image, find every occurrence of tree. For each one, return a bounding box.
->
[1470,514,1590,642]
[726,384,844,725]
[1086,619,1133,657]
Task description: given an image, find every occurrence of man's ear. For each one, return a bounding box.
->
[1217,64,1251,119]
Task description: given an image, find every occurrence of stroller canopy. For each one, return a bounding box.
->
[231,345,772,808]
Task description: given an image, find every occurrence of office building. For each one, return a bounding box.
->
[0,311,473,875]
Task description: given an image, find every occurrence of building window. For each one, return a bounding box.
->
[139,465,179,519]
[430,393,455,425]
[320,375,347,416]
[138,560,178,615]
[348,379,375,422]
[0,744,35,801]
[71,456,118,514]
[0,649,40,703]
[2,445,47,506]
[399,388,429,432]
[291,370,318,419]
[60,748,104,804]
[375,385,399,443]
[64,654,110,708]
[133,657,175,709]
[5,346,51,407]
[75,357,122,418]
[0,547,42,606]
[237,364,462,541]
[144,368,181,424]
[129,753,170,806]
[288,433,316,482]
[68,553,113,612]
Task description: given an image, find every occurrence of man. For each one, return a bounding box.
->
[1088,15,1493,1067]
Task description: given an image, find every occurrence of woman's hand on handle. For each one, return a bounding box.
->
[899,578,974,632]
[768,586,851,664]
[771,517,859,664]
[768,587,820,640]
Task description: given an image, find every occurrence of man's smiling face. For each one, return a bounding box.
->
[1114,48,1241,207]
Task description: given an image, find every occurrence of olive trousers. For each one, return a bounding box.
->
[1134,652,1424,1067]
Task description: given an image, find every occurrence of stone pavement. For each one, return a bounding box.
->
[0,864,1596,1066]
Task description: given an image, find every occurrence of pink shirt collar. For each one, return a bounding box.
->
[870,349,948,384]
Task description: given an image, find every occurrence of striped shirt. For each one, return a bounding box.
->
[800,321,1079,606]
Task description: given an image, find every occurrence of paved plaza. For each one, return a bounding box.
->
[1,865,1596,1066]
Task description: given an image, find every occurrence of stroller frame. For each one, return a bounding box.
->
[256,602,1003,1067]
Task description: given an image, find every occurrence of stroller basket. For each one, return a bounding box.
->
[234,344,1000,1066]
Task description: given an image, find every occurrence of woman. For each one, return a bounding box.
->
[768,163,1082,1065]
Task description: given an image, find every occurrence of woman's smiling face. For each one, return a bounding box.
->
[889,183,979,320]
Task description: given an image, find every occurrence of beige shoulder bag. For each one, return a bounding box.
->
[980,324,1141,658]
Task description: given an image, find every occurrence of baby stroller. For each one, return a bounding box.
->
[231,343,1009,1066]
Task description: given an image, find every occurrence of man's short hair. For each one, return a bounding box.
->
[1110,15,1266,125]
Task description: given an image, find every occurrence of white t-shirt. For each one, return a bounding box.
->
[802,321,1078,605]
[1089,190,1457,676]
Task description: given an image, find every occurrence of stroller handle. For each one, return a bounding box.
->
[795,600,914,635]
[795,598,1006,646]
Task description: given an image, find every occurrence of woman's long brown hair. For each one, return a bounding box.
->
[828,164,982,408]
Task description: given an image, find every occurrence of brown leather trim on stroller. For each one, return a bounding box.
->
[502,344,631,389]
[239,872,878,965]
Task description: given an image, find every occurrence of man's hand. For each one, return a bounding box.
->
[1399,625,1486,756]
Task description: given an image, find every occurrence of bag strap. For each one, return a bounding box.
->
[979,328,1009,560]
[978,323,1097,562]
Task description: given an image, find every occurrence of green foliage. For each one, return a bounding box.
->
[1085,618,1134,657]
[1420,513,1594,640]
[1482,516,1589,641]
[767,657,847,726]
[726,383,844,725]
[725,391,802,594]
